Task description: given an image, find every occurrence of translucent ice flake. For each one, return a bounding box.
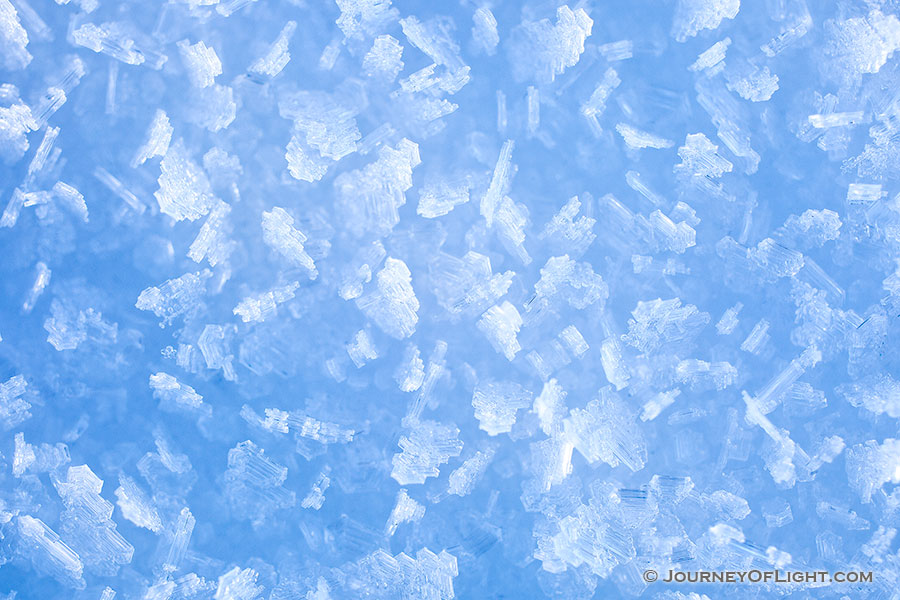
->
[301,469,331,510]
[447,447,495,497]
[13,432,69,477]
[781,209,842,249]
[162,507,195,574]
[362,34,404,82]
[216,0,258,17]
[694,77,760,174]
[26,123,58,180]
[347,329,378,367]
[525,326,590,381]
[189,200,235,267]
[690,38,731,74]
[726,64,779,102]
[482,140,515,226]
[748,238,805,278]
[537,499,636,577]
[400,15,465,71]
[600,338,630,391]
[149,372,210,418]
[240,405,356,446]
[404,341,448,424]
[335,0,398,41]
[539,196,596,258]
[640,389,681,421]
[762,498,794,528]
[622,297,710,354]
[749,346,821,415]
[177,39,222,88]
[472,380,533,436]
[507,6,593,84]
[344,547,458,600]
[815,501,870,530]
[740,319,770,354]
[494,196,532,265]
[53,465,134,576]
[131,109,174,168]
[417,175,471,218]
[1,374,31,430]
[52,181,88,223]
[43,299,117,351]
[846,439,900,503]
[261,207,318,278]
[356,257,418,339]
[477,301,523,360]
[615,124,674,150]
[22,262,50,315]
[71,22,166,68]
[702,490,750,520]
[215,566,264,600]
[136,270,211,326]
[155,141,214,222]
[93,167,145,214]
[599,40,632,62]
[225,441,295,520]
[717,236,805,281]
[391,420,463,485]
[385,489,425,535]
[525,435,575,495]
[581,68,620,136]
[526,86,540,136]
[428,251,513,316]
[334,138,419,236]
[533,255,608,310]
[847,183,884,205]
[16,515,84,588]
[675,359,737,390]
[233,281,298,323]
[742,392,808,487]
[838,374,900,418]
[825,10,900,80]
[809,111,865,129]
[394,344,425,392]
[189,84,236,132]
[285,135,329,182]
[338,241,386,300]
[649,210,696,254]
[0,0,31,70]
[674,132,733,179]
[671,0,740,43]
[564,388,647,472]
[198,324,237,381]
[249,21,296,79]
[114,475,162,533]
[0,100,37,164]
[472,7,498,56]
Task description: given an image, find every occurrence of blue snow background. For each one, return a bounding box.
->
[2,0,900,598]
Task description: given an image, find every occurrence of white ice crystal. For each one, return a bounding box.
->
[261,207,318,279]
[356,258,419,339]
[671,0,740,43]
[477,301,523,361]
[391,420,463,485]
[155,141,214,222]
[507,6,593,84]
[472,380,533,436]
[0,0,31,70]
[178,39,222,88]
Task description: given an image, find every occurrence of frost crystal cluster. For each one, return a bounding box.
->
[2,0,900,598]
